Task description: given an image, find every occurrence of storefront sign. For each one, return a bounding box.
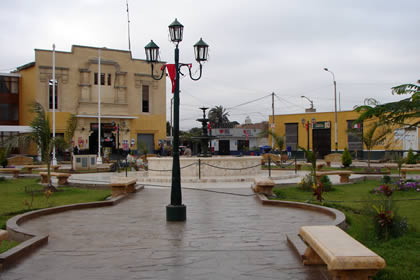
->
[312,121,331,129]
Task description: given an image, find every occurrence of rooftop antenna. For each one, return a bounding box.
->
[126,0,132,52]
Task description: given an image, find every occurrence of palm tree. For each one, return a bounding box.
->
[64,114,78,170]
[348,121,391,169]
[27,102,65,190]
[208,105,230,126]
[266,130,285,152]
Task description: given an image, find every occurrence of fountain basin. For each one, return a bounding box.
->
[148,156,262,178]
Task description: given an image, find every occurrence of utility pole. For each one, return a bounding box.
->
[126,0,131,52]
[271,92,275,149]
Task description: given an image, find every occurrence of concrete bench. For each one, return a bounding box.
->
[23,165,61,173]
[316,170,353,183]
[296,162,325,171]
[400,168,420,179]
[0,229,8,245]
[110,178,137,197]
[0,168,22,178]
[252,178,275,196]
[299,225,386,280]
[39,172,71,185]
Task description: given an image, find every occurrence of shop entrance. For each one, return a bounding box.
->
[219,140,230,155]
[89,123,116,155]
[312,126,331,159]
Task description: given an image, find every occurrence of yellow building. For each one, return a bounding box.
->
[17,45,166,156]
[269,110,419,159]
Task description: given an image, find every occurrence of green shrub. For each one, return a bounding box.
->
[342,147,352,167]
[319,175,333,192]
[298,174,314,191]
[273,188,286,199]
[405,149,417,164]
[382,175,392,184]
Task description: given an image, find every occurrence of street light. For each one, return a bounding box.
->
[145,18,209,222]
[301,117,316,152]
[301,95,314,110]
[324,68,338,152]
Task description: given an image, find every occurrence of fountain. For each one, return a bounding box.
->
[193,107,216,157]
[143,108,299,182]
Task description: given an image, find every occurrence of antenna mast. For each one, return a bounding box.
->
[126,0,132,52]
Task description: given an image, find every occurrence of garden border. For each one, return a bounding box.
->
[0,184,144,271]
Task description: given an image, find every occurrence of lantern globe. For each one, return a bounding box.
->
[194,38,209,62]
[144,40,160,62]
[168,18,184,43]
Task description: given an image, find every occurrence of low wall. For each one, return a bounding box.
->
[148,156,262,178]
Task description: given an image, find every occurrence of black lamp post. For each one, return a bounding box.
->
[145,18,209,221]
[301,117,316,152]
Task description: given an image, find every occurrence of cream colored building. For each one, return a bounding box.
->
[17,45,166,156]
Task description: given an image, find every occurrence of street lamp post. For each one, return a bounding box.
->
[300,95,314,110]
[145,18,209,222]
[324,68,338,152]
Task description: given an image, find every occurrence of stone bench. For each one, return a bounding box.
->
[296,162,325,171]
[0,168,22,178]
[110,178,137,197]
[316,170,353,183]
[400,168,420,179]
[39,172,71,185]
[23,165,61,173]
[252,177,275,196]
[299,225,386,280]
[0,229,8,245]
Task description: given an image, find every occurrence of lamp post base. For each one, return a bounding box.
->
[166,204,186,221]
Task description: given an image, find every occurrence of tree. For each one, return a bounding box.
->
[266,130,285,151]
[64,114,78,170]
[208,105,230,126]
[349,121,391,169]
[166,121,172,136]
[27,102,65,190]
[354,82,420,127]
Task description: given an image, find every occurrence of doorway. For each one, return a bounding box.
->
[219,140,230,155]
[312,128,331,159]
[137,134,155,154]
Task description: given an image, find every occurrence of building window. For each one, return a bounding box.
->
[0,76,19,94]
[94,73,106,85]
[142,85,149,113]
[347,120,363,151]
[107,73,112,86]
[0,104,18,121]
[285,123,298,150]
[49,79,58,110]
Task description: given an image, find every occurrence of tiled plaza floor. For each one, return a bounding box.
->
[1,182,334,280]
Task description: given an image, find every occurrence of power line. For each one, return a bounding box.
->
[226,93,272,110]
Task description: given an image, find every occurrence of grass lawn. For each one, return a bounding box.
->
[0,178,111,254]
[273,179,420,280]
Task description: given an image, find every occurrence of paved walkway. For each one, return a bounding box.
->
[1,179,335,279]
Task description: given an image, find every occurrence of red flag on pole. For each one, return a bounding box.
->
[163,64,176,93]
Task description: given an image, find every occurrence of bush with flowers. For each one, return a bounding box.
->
[369,181,409,240]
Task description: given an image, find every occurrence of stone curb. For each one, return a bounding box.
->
[0,185,144,271]
[254,191,346,263]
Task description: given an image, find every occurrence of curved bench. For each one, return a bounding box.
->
[299,225,386,279]
[400,167,420,179]
[0,168,22,178]
[39,172,71,185]
[110,178,137,197]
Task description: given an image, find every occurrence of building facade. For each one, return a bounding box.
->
[270,110,419,159]
[17,45,166,156]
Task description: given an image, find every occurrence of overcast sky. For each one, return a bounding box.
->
[1,0,419,130]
